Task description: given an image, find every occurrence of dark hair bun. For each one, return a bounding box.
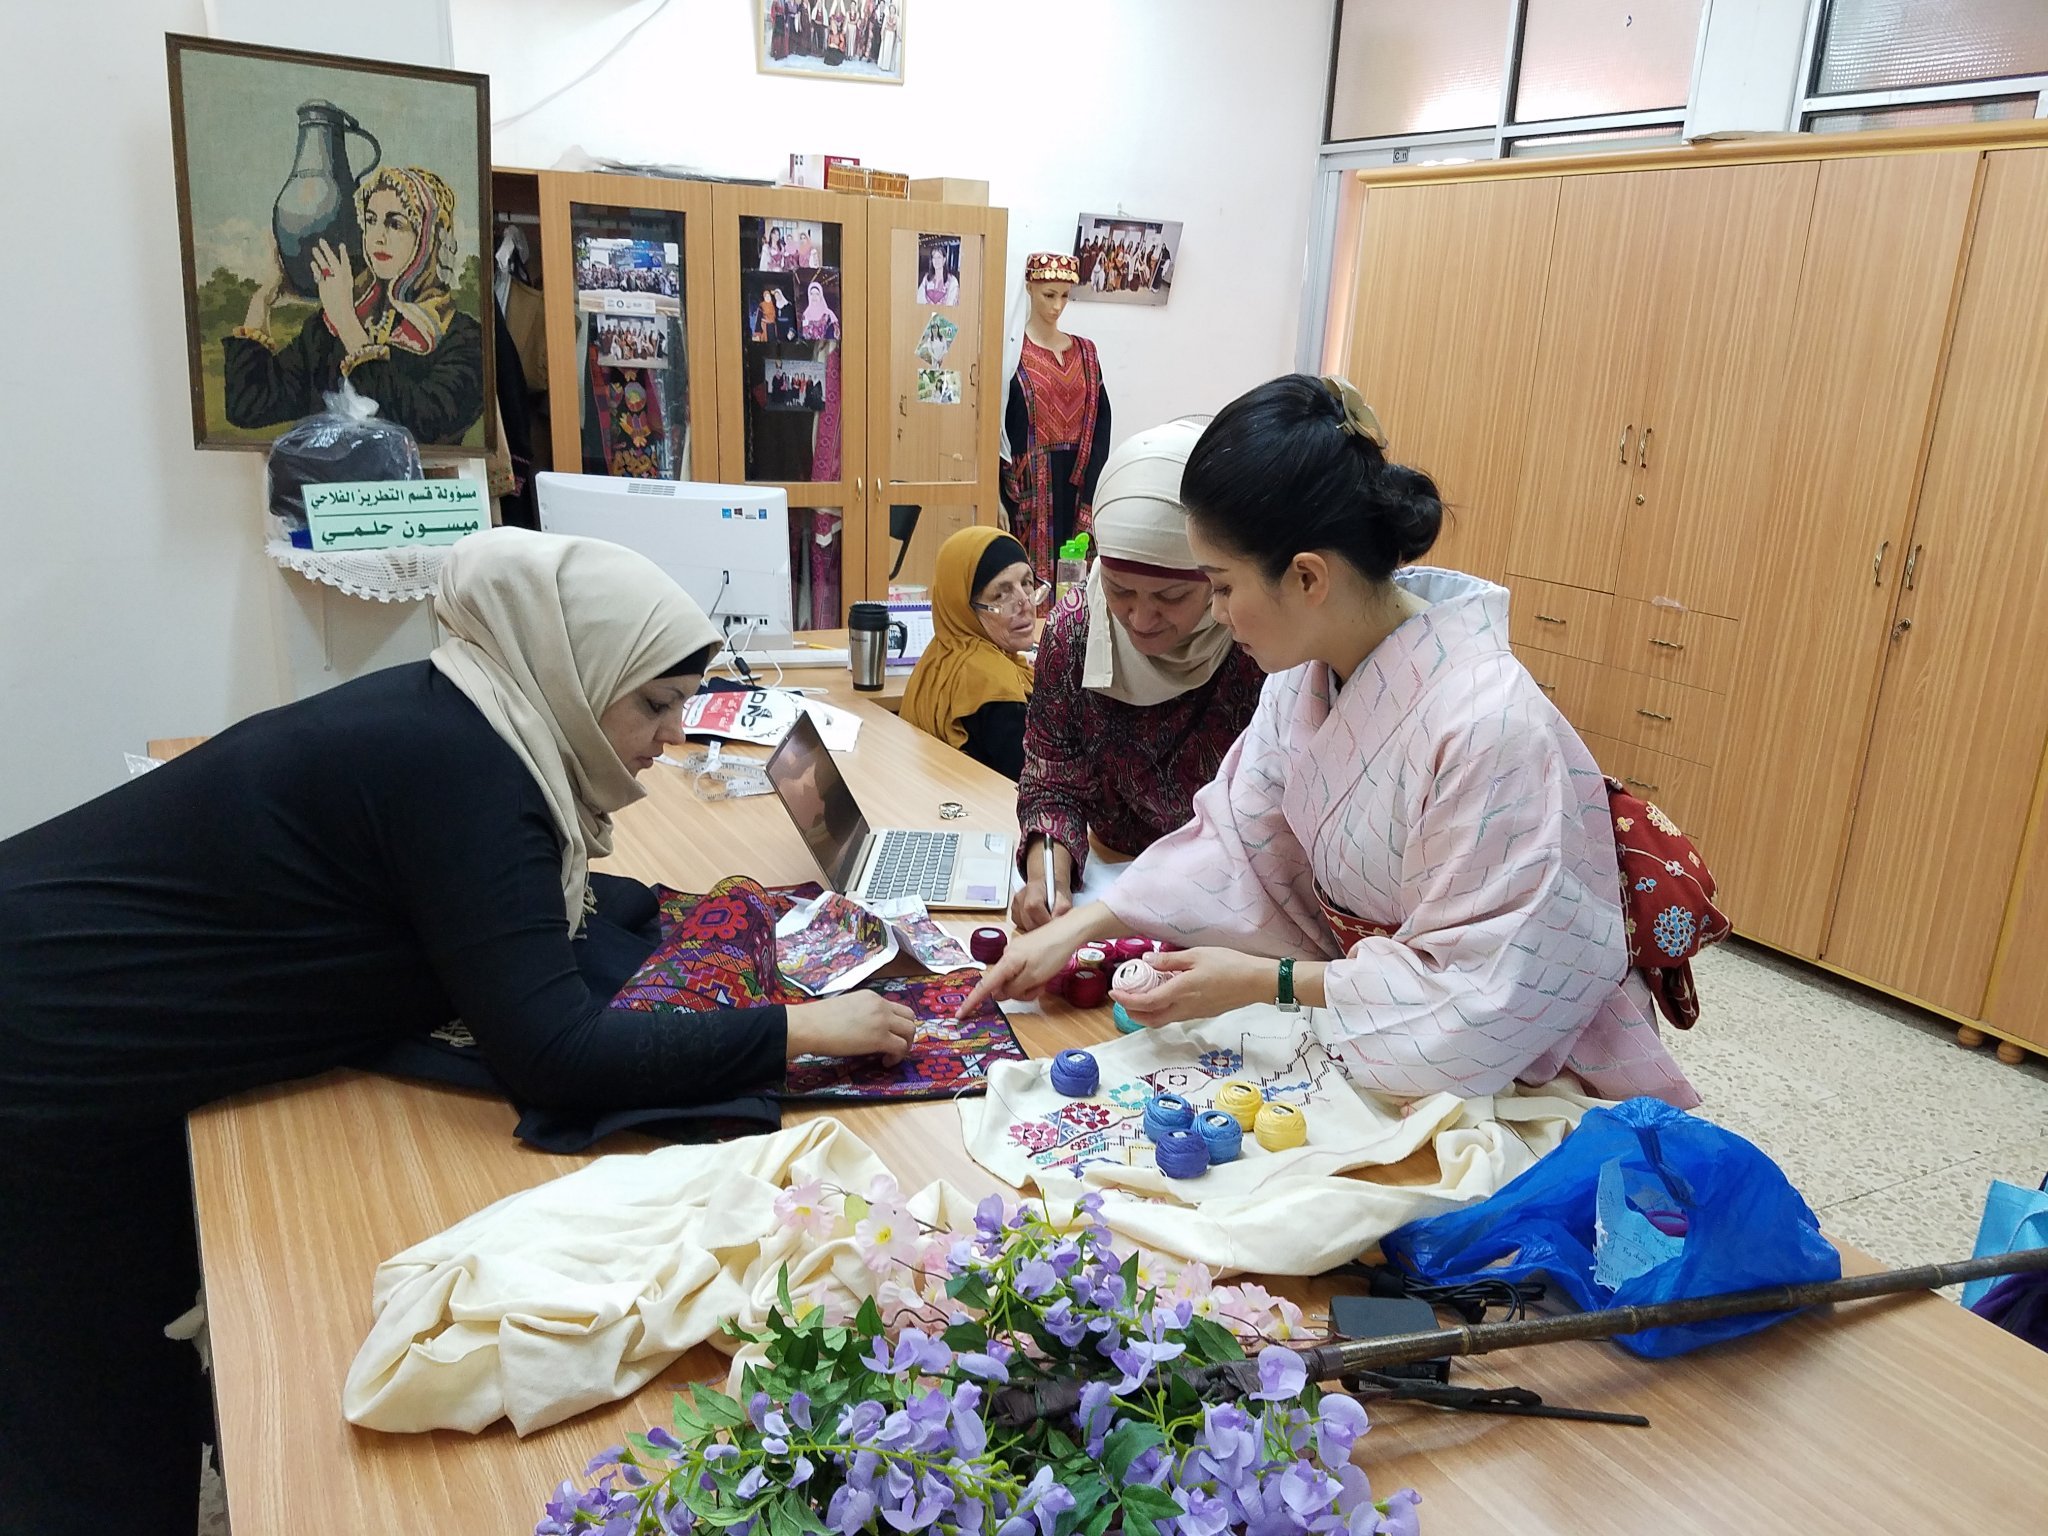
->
[1182,374,1443,583]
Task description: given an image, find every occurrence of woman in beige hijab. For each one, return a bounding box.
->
[0,528,911,1530]
[1012,418,1266,928]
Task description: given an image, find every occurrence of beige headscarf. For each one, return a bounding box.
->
[1082,416,1236,707]
[430,528,723,929]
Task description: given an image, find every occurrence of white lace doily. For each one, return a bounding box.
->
[264,535,451,603]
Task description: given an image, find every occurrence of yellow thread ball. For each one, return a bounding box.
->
[1213,1079,1264,1131]
[1253,1101,1307,1151]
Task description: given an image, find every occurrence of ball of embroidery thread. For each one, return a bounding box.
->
[1050,1049,1099,1097]
[969,926,1008,964]
[1066,967,1110,1009]
[1073,944,1111,971]
[1197,1109,1244,1164]
[1112,1001,1143,1034]
[1143,1092,1196,1141]
[1155,1127,1211,1179]
[1213,1079,1265,1131]
[1253,1101,1308,1152]
[1113,958,1164,996]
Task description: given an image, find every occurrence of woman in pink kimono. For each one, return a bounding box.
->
[965,374,1697,1107]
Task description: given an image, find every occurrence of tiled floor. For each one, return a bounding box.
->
[1671,939,2048,1286]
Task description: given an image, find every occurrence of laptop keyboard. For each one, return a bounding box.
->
[865,829,959,903]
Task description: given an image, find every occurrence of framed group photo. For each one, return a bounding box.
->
[1071,212,1181,306]
[756,0,904,85]
[166,34,493,450]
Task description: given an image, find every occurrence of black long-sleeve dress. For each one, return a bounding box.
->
[223,309,486,445]
[0,661,782,1527]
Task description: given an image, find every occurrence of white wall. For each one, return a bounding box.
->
[457,0,1334,449]
[0,0,1331,840]
[0,0,286,839]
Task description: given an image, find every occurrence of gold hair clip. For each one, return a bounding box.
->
[1320,375,1388,449]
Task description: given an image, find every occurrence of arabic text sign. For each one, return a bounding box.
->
[304,480,488,551]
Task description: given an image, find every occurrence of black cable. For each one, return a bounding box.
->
[1331,1260,1546,1325]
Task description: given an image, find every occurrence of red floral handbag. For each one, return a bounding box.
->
[1605,779,1729,1029]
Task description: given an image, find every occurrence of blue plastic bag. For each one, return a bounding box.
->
[1381,1097,1840,1357]
[1959,1175,2048,1309]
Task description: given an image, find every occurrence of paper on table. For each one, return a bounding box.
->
[798,697,863,752]
[865,896,979,972]
[774,890,898,995]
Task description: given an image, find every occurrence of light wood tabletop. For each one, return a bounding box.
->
[187,692,2048,1535]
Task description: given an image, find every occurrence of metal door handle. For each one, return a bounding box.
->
[1637,709,1673,722]
[1624,776,1661,794]
[1535,681,1558,694]
[1904,543,1923,591]
[1873,540,1889,586]
[1535,613,1567,625]
[1892,618,1913,642]
[1649,638,1686,651]
[856,476,864,495]
[1618,426,1633,464]
[1638,427,1652,470]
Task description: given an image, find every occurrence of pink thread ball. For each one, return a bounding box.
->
[1114,958,1164,995]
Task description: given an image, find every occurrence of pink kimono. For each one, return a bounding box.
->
[1105,568,1699,1108]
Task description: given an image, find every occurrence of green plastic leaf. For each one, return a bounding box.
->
[942,1320,990,1353]
[1044,1427,1077,1459]
[1183,1315,1246,1362]
[945,1272,992,1308]
[776,1265,796,1319]
[1121,1485,1181,1520]
[1102,1420,1167,1482]
[689,1385,745,1429]
[672,1394,708,1438]
[844,1192,870,1224]
[1080,1502,1119,1536]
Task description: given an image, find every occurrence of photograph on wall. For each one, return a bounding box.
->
[915,312,958,367]
[757,0,904,85]
[795,267,843,340]
[594,315,671,370]
[757,218,826,271]
[166,35,492,450]
[1071,212,1181,306]
[916,367,961,405]
[763,357,829,412]
[576,236,680,300]
[913,232,960,305]
[744,270,800,341]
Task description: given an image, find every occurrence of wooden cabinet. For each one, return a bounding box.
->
[1508,172,1662,593]
[1616,161,1817,620]
[1826,148,2048,1016]
[1346,178,1559,583]
[863,198,1008,598]
[1708,151,1979,956]
[499,168,1006,627]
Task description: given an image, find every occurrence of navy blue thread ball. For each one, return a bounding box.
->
[1155,1127,1211,1179]
[1050,1049,1099,1097]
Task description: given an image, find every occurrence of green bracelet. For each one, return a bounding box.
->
[1276,956,1299,1013]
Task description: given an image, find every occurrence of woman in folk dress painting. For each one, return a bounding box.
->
[967,374,1697,1107]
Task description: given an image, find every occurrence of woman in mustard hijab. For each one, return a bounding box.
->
[901,526,1041,778]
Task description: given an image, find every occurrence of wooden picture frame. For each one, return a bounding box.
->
[166,34,494,452]
[755,0,905,86]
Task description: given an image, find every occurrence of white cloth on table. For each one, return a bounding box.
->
[960,1004,1597,1276]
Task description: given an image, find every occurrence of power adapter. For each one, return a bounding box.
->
[1328,1294,1452,1384]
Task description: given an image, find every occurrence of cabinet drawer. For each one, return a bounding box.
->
[1507,577,1613,664]
[1606,599,1739,693]
[1580,731,1718,857]
[1513,645,1603,735]
[1585,666,1725,767]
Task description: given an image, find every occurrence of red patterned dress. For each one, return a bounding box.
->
[1001,335,1110,574]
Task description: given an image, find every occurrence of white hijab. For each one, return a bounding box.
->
[430,528,723,929]
[1081,416,1236,708]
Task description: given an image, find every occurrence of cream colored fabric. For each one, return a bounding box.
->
[1082,418,1235,707]
[430,527,722,927]
[960,1004,1597,1275]
[346,1121,936,1434]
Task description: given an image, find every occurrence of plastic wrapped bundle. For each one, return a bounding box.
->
[266,381,422,533]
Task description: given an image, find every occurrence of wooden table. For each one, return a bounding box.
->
[188,694,2048,1534]
[774,627,910,713]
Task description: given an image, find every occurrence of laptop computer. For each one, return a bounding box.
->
[764,713,1014,912]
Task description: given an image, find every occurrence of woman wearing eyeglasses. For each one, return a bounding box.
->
[900,526,1041,779]
[1011,417,1265,930]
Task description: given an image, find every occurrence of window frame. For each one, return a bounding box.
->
[1794,0,2048,130]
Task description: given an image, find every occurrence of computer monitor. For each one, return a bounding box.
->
[534,472,794,649]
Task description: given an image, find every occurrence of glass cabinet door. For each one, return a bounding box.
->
[569,202,692,478]
[716,191,865,628]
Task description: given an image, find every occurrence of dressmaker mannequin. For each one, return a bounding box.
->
[999,252,1111,575]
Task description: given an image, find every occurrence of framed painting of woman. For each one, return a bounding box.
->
[166,35,494,450]
[755,0,904,84]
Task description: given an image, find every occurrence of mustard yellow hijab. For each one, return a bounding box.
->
[900,525,1035,750]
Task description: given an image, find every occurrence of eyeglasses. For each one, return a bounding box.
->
[971,577,1054,616]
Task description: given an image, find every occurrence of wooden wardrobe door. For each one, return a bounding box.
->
[1616,160,1818,620]
[1708,152,1978,955]
[1343,177,1559,584]
[1826,149,2048,1016]
[1507,171,1664,593]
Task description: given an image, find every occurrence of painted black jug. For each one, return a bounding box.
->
[272,100,382,299]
